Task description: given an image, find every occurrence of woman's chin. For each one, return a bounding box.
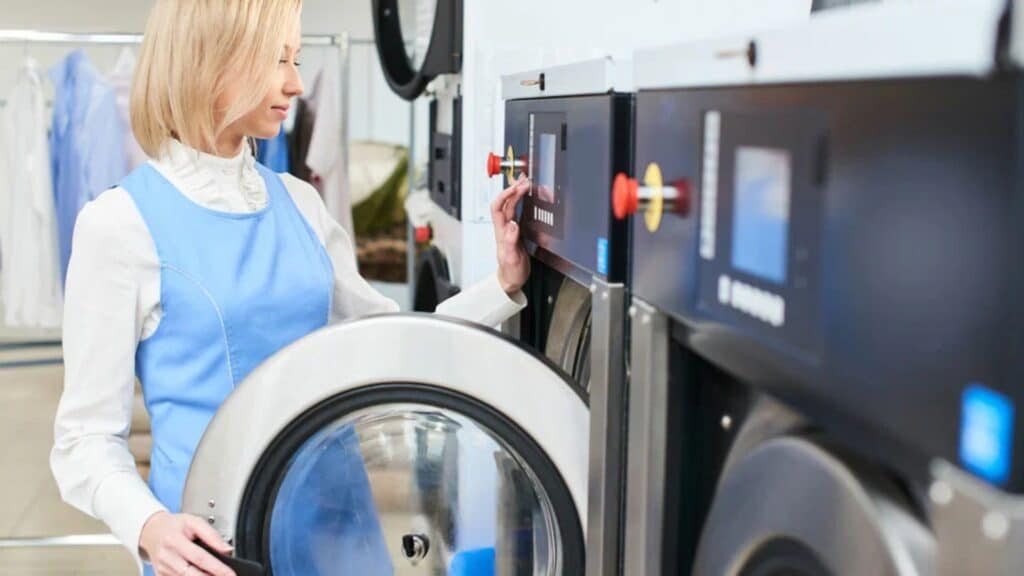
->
[252,123,283,139]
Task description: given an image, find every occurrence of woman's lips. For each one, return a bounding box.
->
[271,105,289,120]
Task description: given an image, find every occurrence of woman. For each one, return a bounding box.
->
[50,1,531,575]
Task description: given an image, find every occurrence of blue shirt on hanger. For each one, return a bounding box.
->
[256,125,290,173]
[49,50,128,283]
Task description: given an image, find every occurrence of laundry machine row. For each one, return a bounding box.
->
[618,2,1024,575]
[168,2,1024,574]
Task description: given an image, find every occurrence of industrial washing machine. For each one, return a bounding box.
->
[487,58,634,576]
[181,315,587,574]
[618,1,1024,574]
[373,0,467,312]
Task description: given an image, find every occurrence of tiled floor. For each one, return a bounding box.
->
[0,360,136,574]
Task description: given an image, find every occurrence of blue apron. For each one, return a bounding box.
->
[122,162,336,572]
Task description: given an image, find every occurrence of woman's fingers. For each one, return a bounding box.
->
[491,175,530,235]
[177,539,233,576]
[504,219,520,245]
[154,551,190,576]
[185,516,233,554]
[503,182,529,222]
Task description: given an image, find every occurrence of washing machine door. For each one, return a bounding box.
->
[182,314,587,575]
[372,0,462,101]
[693,435,935,576]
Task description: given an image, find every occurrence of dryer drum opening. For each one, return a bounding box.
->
[544,278,593,393]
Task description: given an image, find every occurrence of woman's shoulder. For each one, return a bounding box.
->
[276,172,329,238]
[73,186,153,257]
[276,172,323,210]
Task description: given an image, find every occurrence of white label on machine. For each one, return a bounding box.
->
[719,274,787,328]
[701,111,721,260]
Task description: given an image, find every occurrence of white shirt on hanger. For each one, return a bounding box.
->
[306,47,355,243]
[50,138,525,565]
[108,47,147,171]
[0,58,62,328]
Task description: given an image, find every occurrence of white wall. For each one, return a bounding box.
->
[0,0,418,149]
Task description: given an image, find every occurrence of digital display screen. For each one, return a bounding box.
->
[731,146,791,285]
[535,133,557,203]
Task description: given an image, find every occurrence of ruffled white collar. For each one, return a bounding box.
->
[154,138,266,212]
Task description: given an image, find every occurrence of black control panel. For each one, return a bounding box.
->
[504,93,633,282]
[429,97,461,220]
[694,109,827,360]
[632,78,1024,492]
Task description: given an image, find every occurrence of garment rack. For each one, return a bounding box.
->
[0,28,368,367]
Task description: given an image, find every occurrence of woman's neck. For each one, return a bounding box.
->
[208,131,245,158]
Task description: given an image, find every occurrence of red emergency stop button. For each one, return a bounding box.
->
[486,153,503,178]
[612,172,639,220]
[414,225,432,244]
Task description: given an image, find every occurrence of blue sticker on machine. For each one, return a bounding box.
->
[959,384,1015,486]
[597,237,609,276]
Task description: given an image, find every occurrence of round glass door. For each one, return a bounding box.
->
[260,401,566,574]
[396,0,431,72]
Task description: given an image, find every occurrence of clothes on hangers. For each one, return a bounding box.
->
[256,125,290,173]
[306,47,354,244]
[108,47,147,170]
[49,50,128,283]
[0,58,63,328]
[288,97,316,185]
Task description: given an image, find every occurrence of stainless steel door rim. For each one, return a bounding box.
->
[182,314,589,571]
[693,436,935,575]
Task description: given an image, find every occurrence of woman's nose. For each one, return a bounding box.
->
[285,69,304,98]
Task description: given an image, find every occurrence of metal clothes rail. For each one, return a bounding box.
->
[0,27,364,367]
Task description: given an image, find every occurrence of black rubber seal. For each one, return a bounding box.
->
[235,383,585,574]
[738,537,832,576]
[372,0,462,101]
[413,247,459,312]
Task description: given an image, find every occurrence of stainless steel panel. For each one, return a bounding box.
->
[622,298,670,576]
[586,277,626,576]
[501,57,631,101]
[931,460,1024,575]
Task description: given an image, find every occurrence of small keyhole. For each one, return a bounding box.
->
[402,533,430,565]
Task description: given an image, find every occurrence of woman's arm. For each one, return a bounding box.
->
[282,174,530,326]
[436,176,531,325]
[50,195,167,560]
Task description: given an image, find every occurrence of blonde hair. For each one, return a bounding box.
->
[131,0,302,157]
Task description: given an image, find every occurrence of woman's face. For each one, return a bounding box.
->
[216,19,304,152]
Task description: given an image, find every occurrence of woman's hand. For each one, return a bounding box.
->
[491,175,531,295]
[140,511,235,576]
